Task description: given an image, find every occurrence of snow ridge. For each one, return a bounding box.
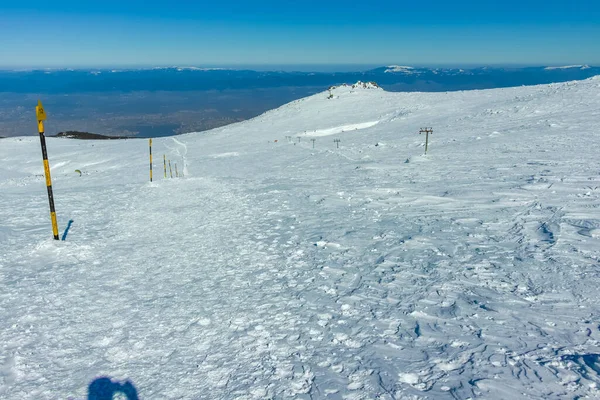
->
[544,65,591,70]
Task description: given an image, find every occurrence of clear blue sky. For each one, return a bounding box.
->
[0,0,598,68]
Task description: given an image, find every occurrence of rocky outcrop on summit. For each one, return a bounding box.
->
[329,81,381,91]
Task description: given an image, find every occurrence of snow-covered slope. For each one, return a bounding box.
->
[1,78,600,399]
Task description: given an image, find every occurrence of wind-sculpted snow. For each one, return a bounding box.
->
[1,78,599,399]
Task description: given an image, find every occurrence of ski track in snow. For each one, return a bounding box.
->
[1,78,600,399]
[302,121,380,137]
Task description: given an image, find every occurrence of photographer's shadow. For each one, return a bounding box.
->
[88,377,139,400]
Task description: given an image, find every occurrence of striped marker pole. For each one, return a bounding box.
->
[149,139,153,182]
[36,100,59,240]
[169,160,173,178]
[163,154,167,178]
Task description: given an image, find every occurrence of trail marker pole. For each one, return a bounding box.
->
[419,128,433,154]
[175,163,179,178]
[334,138,341,148]
[169,160,173,178]
[311,138,316,148]
[163,154,167,178]
[35,100,59,240]
[149,139,153,182]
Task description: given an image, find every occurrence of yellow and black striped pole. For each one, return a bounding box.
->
[36,100,59,240]
[149,139,153,182]
[163,154,167,178]
[175,163,179,178]
[169,160,173,178]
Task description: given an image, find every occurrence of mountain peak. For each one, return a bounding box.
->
[384,65,415,73]
[544,65,591,70]
[329,81,381,91]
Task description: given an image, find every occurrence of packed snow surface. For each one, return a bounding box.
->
[1,78,600,399]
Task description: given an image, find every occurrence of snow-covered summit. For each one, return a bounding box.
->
[149,66,229,72]
[544,64,591,70]
[384,65,415,73]
[351,80,380,89]
[328,81,381,91]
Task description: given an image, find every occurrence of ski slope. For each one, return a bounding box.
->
[1,78,600,399]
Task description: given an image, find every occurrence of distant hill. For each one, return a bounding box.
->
[55,131,131,140]
[366,65,600,91]
[1,65,598,94]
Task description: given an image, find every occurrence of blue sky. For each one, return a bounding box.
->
[0,0,598,68]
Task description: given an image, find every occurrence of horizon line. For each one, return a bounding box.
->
[0,63,597,72]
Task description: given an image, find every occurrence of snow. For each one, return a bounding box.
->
[303,121,379,137]
[149,66,229,72]
[174,67,228,72]
[544,65,591,70]
[1,77,600,399]
[385,65,415,73]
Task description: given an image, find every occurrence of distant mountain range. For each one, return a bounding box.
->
[1,65,598,93]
